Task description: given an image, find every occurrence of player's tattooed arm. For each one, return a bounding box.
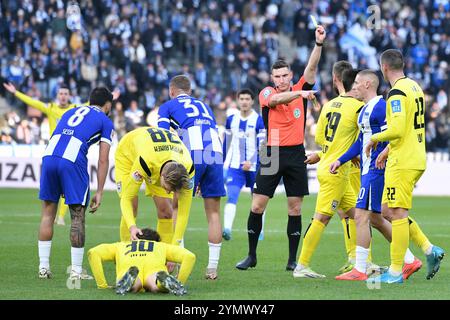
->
[69,205,86,248]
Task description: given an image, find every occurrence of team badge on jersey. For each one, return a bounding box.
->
[293,108,301,118]
[188,178,194,190]
[391,100,401,113]
[132,171,143,182]
[331,200,339,211]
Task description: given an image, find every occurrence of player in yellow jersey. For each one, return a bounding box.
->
[115,126,194,247]
[365,49,445,283]
[3,82,118,226]
[88,228,195,295]
[312,88,364,275]
[293,61,363,278]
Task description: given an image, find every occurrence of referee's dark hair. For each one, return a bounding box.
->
[332,60,353,81]
[237,88,255,100]
[342,69,360,92]
[137,228,161,242]
[271,60,290,72]
[89,87,113,107]
[380,49,404,71]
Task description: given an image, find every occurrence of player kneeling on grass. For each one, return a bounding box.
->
[88,228,195,296]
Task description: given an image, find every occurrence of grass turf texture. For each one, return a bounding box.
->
[1,188,449,300]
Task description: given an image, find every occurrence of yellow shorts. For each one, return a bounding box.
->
[382,168,424,209]
[316,174,356,216]
[115,151,172,199]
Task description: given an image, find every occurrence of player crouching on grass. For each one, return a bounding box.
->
[88,228,195,296]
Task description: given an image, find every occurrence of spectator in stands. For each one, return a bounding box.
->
[124,100,144,131]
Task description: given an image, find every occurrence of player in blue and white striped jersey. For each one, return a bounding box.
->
[331,70,419,280]
[38,87,115,281]
[158,75,225,280]
[222,89,266,241]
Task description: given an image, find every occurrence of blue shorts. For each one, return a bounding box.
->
[226,168,257,191]
[356,173,384,213]
[194,162,226,198]
[39,156,90,206]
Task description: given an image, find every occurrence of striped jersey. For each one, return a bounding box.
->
[157,94,222,154]
[339,96,388,175]
[43,105,114,168]
[223,110,266,171]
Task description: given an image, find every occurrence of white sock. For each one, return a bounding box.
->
[355,246,369,273]
[404,248,415,264]
[223,203,237,231]
[71,247,84,274]
[207,242,222,269]
[38,240,52,270]
[425,245,433,255]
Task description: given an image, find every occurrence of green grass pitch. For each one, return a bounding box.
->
[1,188,449,300]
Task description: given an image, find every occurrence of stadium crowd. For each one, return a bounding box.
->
[0,0,449,157]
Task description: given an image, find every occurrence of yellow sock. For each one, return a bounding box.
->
[390,218,409,273]
[408,216,432,254]
[58,200,68,218]
[120,217,131,242]
[367,238,373,262]
[157,218,174,244]
[299,219,325,267]
[341,218,356,261]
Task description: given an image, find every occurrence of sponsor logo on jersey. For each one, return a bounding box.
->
[391,100,401,113]
[132,171,143,182]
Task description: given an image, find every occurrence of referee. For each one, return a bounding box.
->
[236,25,326,271]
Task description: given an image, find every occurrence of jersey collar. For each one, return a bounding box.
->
[392,76,407,87]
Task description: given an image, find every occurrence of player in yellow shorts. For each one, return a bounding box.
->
[115,126,194,246]
[366,49,445,283]
[293,61,363,279]
[88,228,195,295]
[335,164,361,273]
[3,82,119,225]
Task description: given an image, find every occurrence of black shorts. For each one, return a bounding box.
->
[253,145,309,198]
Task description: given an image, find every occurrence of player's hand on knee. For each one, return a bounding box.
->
[195,186,202,197]
[89,193,102,213]
[305,152,320,164]
[130,225,143,240]
[329,160,341,174]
